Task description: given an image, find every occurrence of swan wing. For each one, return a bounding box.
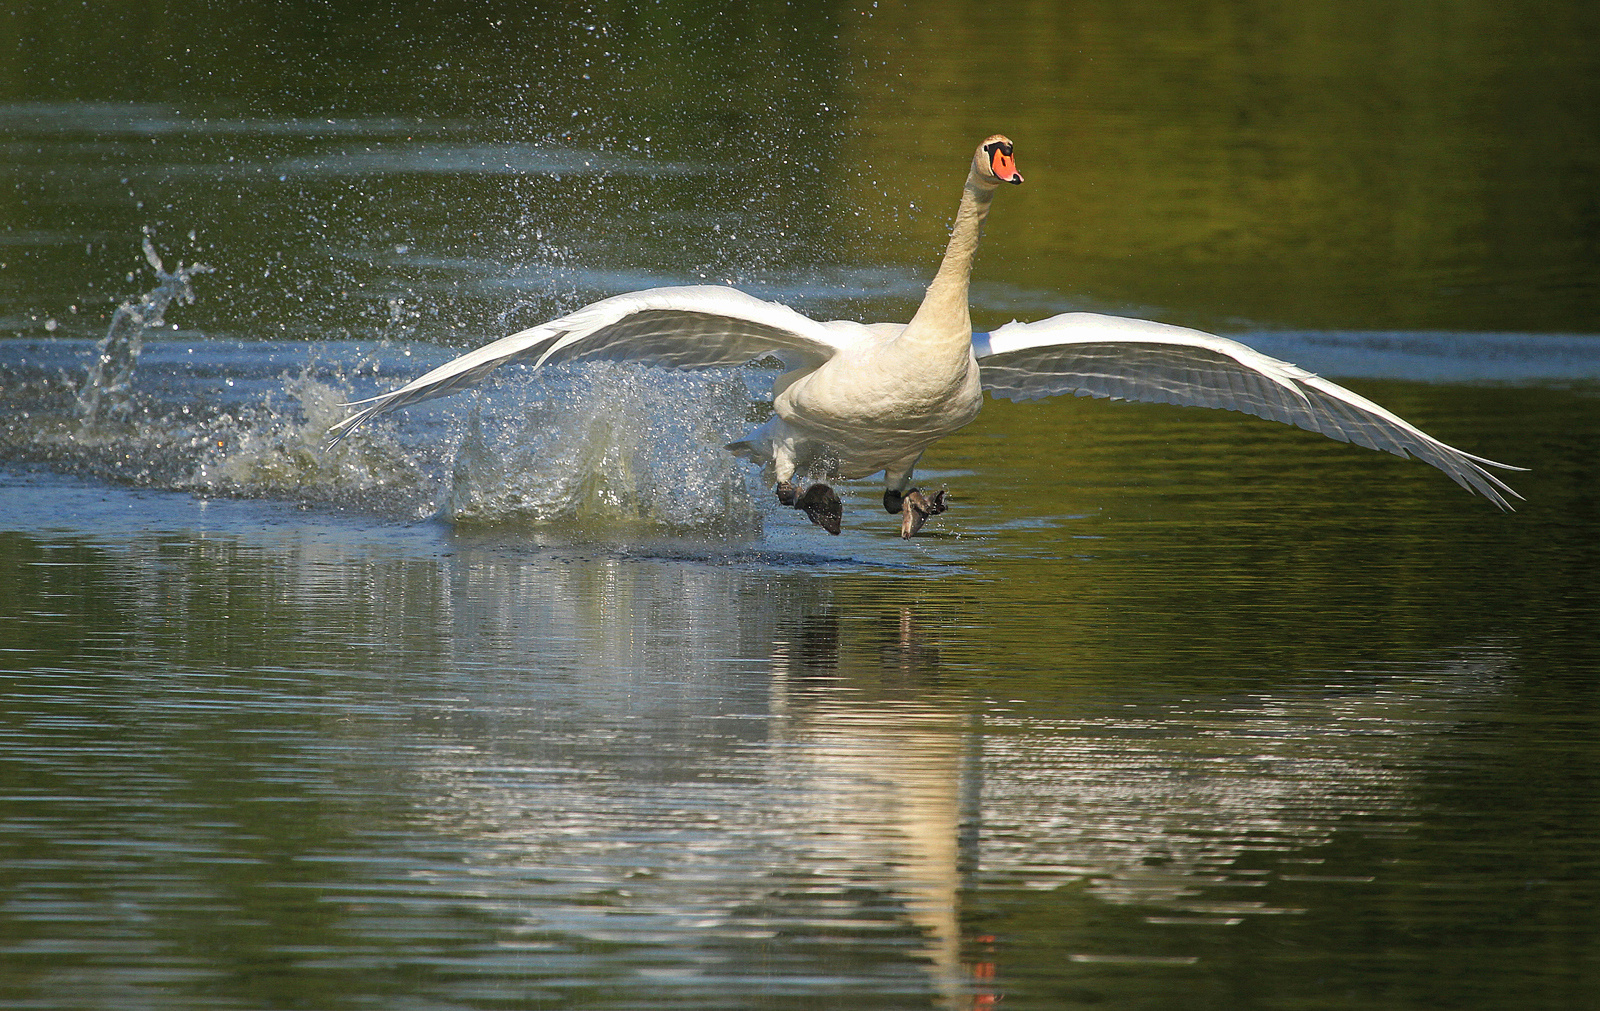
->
[329,285,858,441]
[974,312,1524,508]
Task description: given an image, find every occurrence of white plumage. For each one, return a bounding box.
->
[330,136,1521,534]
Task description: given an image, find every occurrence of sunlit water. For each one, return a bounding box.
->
[5,6,1600,1008]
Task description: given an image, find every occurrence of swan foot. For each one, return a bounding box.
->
[897,487,947,539]
[777,481,842,535]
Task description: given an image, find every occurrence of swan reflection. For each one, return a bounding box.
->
[384,554,1511,1005]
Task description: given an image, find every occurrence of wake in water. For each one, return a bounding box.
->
[190,359,765,537]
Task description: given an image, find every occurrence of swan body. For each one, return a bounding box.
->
[330,136,1522,534]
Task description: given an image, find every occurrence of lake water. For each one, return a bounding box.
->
[3,3,1599,1009]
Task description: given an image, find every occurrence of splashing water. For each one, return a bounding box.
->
[8,233,769,539]
[76,234,212,427]
[443,363,763,537]
[186,369,432,517]
[183,353,768,536]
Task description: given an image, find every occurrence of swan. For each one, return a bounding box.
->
[329,135,1522,536]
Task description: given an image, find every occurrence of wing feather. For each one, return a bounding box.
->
[329,285,855,442]
[977,312,1524,508]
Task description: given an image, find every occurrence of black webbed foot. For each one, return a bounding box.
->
[778,481,842,535]
[796,483,842,535]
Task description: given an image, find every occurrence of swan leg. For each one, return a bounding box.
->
[765,428,843,535]
[881,453,946,537]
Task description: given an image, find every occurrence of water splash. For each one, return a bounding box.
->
[76,234,212,427]
[186,369,433,517]
[444,364,763,537]
[7,322,769,534]
[8,228,770,537]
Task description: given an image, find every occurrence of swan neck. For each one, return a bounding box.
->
[906,177,996,340]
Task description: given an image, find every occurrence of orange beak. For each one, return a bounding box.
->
[991,149,1023,184]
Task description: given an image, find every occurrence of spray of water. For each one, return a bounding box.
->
[76,233,212,427]
[444,364,763,537]
[186,368,434,518]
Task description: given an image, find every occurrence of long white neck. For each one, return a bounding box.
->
[902,175,997,351]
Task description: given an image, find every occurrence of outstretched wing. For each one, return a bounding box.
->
[329,285,857,442]
[974,312,1524,508]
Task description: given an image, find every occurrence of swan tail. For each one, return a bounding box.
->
[724,437,771,466]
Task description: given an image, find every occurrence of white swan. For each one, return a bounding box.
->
[330,135,1522,536]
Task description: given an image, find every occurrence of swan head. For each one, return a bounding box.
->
[974,135,1024,187]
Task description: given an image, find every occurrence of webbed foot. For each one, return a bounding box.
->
[778,481,842,535]
[898,487,948,539]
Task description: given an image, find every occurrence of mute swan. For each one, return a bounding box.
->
[329,135,1522,536]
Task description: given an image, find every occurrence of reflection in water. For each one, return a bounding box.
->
[761,606,1522,1002]
[0,475,1589,1008]
[769,608,971,1003]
